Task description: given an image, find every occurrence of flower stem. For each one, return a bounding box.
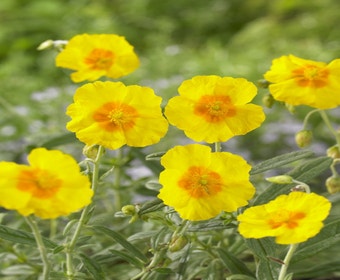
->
[302,109,319,130]
[319,110,340,148]
[278,243,298,280]
[25,216,51,280]
[65,145,104,279]
[113,148,123,211]
[214,142,222,152]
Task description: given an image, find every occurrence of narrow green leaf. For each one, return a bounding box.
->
[188,220,235,232]
[217,248,254,277]
[39,133,78,149]
[244,238,281,280]
[153,268,174,274]
[138,198,165,216]
[250,150,314,175]
[253,156,332,205]
[226,275,256,280]
[109,249,145,268]
[92,226,148,263]
[0,224,58,249]
[80,253,105,280]
[145,152,166,161]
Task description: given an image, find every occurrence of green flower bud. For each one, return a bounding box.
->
[262,94,275,108]
[295,130,313,148]
[326,176,340,194]
[327,145,340,159]
[169,235,188,252]
[266,175,293,184]
[37,40,54,51]
[82,145,100,160]
[121,205,136,216]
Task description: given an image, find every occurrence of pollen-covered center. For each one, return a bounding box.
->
[17,169,62,199]
[194,95,236,123]
[93,102,139,132]
[84,48,115,70]
[268,210,306,229]
[292,64,329,88]
[178,166,223,198]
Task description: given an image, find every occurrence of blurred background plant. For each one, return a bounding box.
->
[0,0,340,279]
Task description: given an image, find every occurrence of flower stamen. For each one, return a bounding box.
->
[93,102,138,132]
[292,64,329,88]
[84,48,115,70]
[194,95,236,123]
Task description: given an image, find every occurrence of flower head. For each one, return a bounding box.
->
[66,81,168,150]
[264,55,340,109]
[237,191,331,244]
[164,75,265,143]
[157,144,255,221]
[56,34,140,82]
[0,148,93,219]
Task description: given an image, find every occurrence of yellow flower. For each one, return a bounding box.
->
[66,81,168,150]
[0,148,93,219]
[264,55,340,109]
[56,34,140,82]
[237,191,331,244]
[157,144,255,221]
[164,75,265,143]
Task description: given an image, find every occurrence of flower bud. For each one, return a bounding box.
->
[327,145,340,159]
[295,130,313,148]
[169,235,188,252]
[121,205,136,216]
[262,94,275,108]
[37,40,54,51]
[326,176,340,194]
[82,145,100,160]
[266,175,293,184]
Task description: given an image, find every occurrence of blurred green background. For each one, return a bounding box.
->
[0,0,339,162]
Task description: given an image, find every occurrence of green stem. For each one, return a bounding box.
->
[25,216,51,280]
[319,110,340,148]
[278,244,298,280]
[302,109,320,130]
[65,145,104,279]
[214,142,222,152]
[113,148,123,211]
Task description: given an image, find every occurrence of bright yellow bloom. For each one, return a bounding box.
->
[158,144,255,221]
[0,148,93,219]
[237,191,331,244]
[66,81,168,150]
[164,75,265,143]
[56,34,139,82]
[264,55,340,109]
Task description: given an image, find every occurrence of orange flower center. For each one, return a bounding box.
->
[93,102,138,132]
[84,48,115,70]
[194,95,236,123]
[17,169,62,199]
[268,210,306,229]
[178,166,223,198]
[292,64,329,88]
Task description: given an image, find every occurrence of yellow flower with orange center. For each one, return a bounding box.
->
[0,148,93,219]
[157,144,255,221]
[264,55,340,109]
[164,75,265,143]
[56,34,140,82]
[237,191,331,244]
[66,81,169,150]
